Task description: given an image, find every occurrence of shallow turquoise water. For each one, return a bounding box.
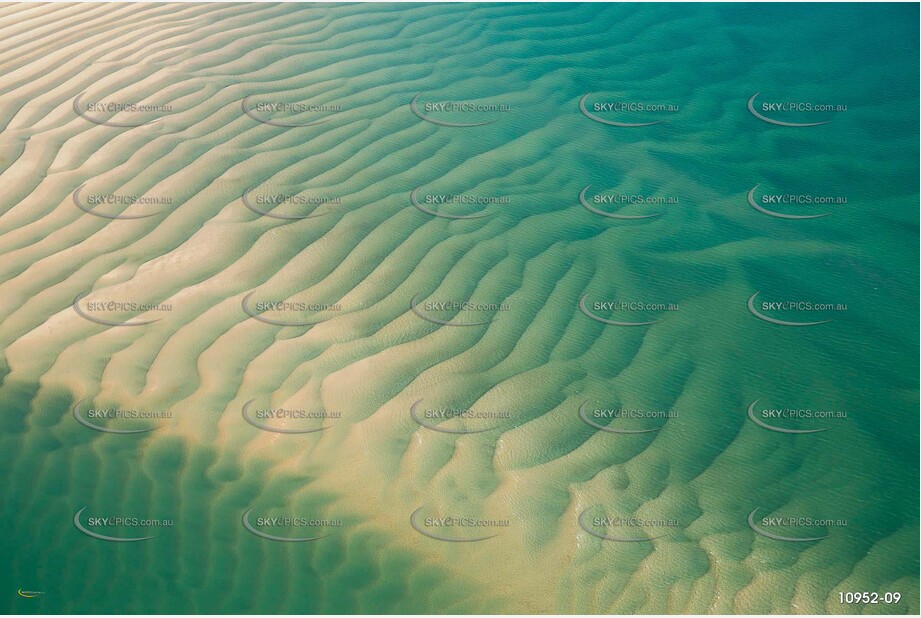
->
[0,2,917,614]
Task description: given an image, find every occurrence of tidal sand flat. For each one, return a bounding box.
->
[0,2,918,614]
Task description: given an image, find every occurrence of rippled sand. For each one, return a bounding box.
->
[0,2,918,614]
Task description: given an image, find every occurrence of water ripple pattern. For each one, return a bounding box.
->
[0,3,917,614]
